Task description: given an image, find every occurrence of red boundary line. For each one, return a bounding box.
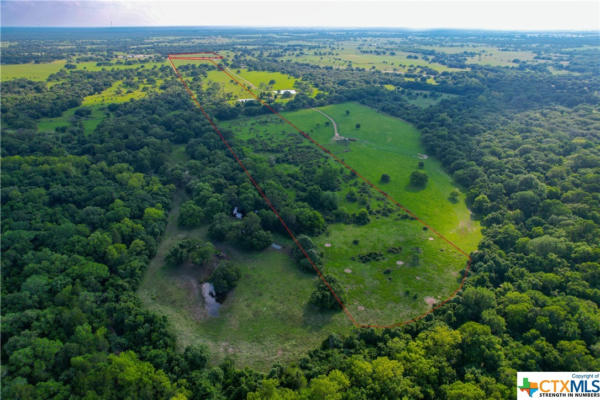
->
[168,53,473,329]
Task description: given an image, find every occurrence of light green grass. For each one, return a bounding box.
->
[226,102,481,251]
[138,193,351,371]
[1,60,66,81]
[37,106,105,135]
[173,60,317,101]
[403,90,459,108]
[82,79,163,106]
[285,45,462,74]
[74,60,168,71]
[222,102,480,326]
[139,102,481,366]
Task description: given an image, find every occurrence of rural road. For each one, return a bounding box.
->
[312,108,345,141]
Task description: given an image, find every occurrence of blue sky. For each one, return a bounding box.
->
[2,1,599,30]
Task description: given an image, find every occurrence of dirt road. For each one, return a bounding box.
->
[312,108,346,141]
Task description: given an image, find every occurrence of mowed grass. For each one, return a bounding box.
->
[1,60,66,81]
[138,192,351,371]
[221,102,481,326]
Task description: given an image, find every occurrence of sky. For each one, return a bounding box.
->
[1,0,599,31]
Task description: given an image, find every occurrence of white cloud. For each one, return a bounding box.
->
[2,0,599,30]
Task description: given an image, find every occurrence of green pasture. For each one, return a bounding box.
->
[74,60,168,71]
[138,102,481,364]
[138,192,351,371]
[1,60,66,81]
[37,105,105,135]
[226,102,480,251]
[82,79,163,106]
[285,45,462,73]
[221,102,480,326]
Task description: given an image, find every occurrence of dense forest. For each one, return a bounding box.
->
[1,28,599,399]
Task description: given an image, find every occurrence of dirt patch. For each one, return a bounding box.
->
[357,305,365,311]
[416,276,421,280]
[344,268,352,273]
[424,296,437,306]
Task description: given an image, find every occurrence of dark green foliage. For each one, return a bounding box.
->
[448,189,460,203]
[346,188,358,202]
[291,234,321,272]
[178,200,204,228]
[233,212,273,251]
[409,170,429,187]
[380,173,390,183]
[354,208,370,225]
[165,239,215,267]
[309,275,345,310]
[210,261,241,299]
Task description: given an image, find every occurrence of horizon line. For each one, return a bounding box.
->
[2,25,599,33]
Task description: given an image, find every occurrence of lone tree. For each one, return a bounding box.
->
[310,275,345,310]
[380,174,391,183]
[410,170,429,188]
[355,209,370,225]
[355,123,361,129]
[448,189,460,203]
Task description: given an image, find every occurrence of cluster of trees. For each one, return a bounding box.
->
[165,239,215,268]
[209,262,242,300]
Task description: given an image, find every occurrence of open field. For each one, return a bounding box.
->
[138,190,351,371]
[82,79,164,105]
[37,105,106,134]
[224,102,480,251]
[221,102,480,326]
[284,44,463,74]
[139,101,480,366]
[74,60,169,71]
[1,60,67,81]
[172,59,316,102]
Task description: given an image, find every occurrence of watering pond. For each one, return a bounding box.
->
[201,282,221,316]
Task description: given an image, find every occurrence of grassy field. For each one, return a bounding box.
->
[74,60,168,71]
[222,102,480,326]
[1,60,66,81]
[403,90,459,108]
[224,102,480,251]
[138,103,481,366]
[1,59,168,81]
[82,79,163,106]
[285,45,463,74]
[138,190,351,371]
[172,59,316,102]
[37,105,106,134]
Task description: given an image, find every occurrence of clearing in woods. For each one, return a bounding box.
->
[138,55,481,367]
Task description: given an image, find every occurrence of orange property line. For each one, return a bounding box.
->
[167,53,473,329]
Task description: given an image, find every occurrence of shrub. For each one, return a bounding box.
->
[409,170,428,187]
